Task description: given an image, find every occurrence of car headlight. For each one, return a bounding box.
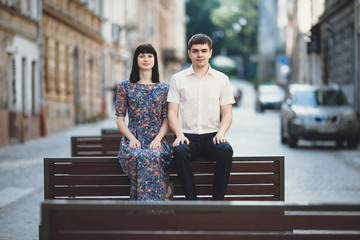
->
[292,114,304,125]
[292,113,312,125]
[341,110,357,121]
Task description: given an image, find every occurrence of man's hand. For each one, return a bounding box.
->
[173,135,190,147]
[213,133,228,144]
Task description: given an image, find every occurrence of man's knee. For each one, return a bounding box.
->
[216,143,233,159]
[173,143,191,158]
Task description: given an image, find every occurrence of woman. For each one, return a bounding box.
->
[115,44,172,201]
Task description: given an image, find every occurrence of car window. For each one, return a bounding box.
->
[292,89,348,106]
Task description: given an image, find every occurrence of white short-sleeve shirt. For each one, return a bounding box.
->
[167,65,235,134]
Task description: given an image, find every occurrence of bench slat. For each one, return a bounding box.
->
[51,174,279,186]
[49,163,122,174]
[48,233,360,240]
[50,176,130,185]
[172,184,279,196]
[49,186,130,197]
[49,162,280,174]
[171,173,280,184]
[49,185,279,198]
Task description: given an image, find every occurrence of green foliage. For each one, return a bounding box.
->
[186,0,222,54]
[210,0,259,54]
[186,0,259,56]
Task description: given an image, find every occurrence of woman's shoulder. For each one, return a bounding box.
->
[118,80,131,88]
[157,81,169,89]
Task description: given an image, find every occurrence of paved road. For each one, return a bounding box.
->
[1,79,360,239]
[0,118,117,239]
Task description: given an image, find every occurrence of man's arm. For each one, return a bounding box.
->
[167,102,189,146]
[213,104,233,144]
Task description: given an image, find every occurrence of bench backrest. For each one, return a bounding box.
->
[71,136,121,157]
[44,156,284,201]
[101,128,121,136]
[71,134,175,157]
[39,200,360,240]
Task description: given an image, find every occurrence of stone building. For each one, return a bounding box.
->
[0,0,41,146]
[318,0,359,108]
[102,0,186,117]
[42,0,104,133]
[0,0,186,147]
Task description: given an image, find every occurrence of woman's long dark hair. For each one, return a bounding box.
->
[129,44,159,83]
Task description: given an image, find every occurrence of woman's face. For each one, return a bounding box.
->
[137,53,155,71]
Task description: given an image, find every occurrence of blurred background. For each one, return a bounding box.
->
[1,1,360,238]
[1,0,359,146]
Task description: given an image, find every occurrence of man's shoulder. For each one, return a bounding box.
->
[172,67,190,79]
[209,67,229,80]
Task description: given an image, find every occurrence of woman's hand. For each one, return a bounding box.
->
[149,138,162,149]
[129,138,141,149]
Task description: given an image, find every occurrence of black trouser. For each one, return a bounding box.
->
[173,132,233,200]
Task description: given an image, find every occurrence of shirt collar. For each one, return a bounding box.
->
[186,64,215,77]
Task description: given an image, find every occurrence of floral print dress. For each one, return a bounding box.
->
[115,80,172,200]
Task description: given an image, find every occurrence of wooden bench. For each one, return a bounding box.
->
[71,136,121,157]
[71,133,175,157]
[44,156,284,201]
[39,200,360,240]
[101,128,122,136]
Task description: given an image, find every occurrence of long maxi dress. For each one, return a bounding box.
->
[115,80,172,200]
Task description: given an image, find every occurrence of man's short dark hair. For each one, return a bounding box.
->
[188,33,212,50]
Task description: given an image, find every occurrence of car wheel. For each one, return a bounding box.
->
[336,139,344,148]
[288,126,298,148]
[346,136,358,149]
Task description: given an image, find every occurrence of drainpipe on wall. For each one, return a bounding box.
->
[38,0,47,137]
[355,1,359,113]
[102,45,107,119]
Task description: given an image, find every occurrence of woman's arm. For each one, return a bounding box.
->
[149,118,169,149]
[116,116,141,148]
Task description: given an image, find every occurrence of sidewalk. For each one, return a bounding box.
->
[0,117,117,240]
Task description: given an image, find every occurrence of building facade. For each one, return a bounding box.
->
[318,0,358,108]
[42,0,104,133]
[286,0,360,121]
[102,0,186,117]
[0,0,186,147]
[0,0,41,146]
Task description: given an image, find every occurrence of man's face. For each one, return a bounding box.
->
[188,43,212,69]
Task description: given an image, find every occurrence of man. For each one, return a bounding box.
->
[167,33,235,200]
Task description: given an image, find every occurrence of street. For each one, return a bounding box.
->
[1,80,360,239]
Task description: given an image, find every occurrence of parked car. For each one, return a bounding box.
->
[230,79,242,107]
[255,84,285,112]
[280,84,359,148]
